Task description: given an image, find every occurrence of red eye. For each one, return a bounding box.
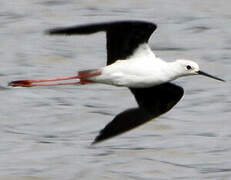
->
[186,65,192,70]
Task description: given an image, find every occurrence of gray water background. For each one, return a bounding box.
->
[0,0,231,179]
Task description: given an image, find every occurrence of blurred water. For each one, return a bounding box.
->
[0,0,231,179]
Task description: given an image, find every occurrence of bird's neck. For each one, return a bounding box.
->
[165,61,184,81]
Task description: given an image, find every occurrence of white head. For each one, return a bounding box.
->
[176,59,200,76]
[174,59,224,81]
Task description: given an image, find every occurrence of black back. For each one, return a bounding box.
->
[47,21,184,144]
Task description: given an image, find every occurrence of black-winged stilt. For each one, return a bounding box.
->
[9,21,224,144]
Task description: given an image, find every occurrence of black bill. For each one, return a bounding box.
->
[197,70,225,82]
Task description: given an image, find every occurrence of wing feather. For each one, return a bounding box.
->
[93,83,184,144]
[47,20,157,65]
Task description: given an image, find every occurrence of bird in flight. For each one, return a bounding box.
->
[9,20,224,144]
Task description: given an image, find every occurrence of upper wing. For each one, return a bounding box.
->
[47,20,157,65]
[93,83,184,144]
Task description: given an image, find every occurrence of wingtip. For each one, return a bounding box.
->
[91,131,114,145]
[91,135,103,145]
[45,27,70,35]
[44,28,60,35]
[44,29,52,35]
[91,140,98,145]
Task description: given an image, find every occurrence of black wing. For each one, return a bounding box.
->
[47,20,157,65]
[93,83,184,144]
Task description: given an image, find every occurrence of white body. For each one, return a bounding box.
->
[88,44,198,88]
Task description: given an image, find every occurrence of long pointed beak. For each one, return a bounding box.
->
[197,70,225,82]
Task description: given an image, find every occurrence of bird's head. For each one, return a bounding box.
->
[175,59,224,82]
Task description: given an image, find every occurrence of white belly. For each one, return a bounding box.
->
[88,59,169,88]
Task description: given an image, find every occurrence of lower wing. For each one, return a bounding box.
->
[93,83,184,144]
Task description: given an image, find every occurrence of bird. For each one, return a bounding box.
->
[9,20,225,144]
